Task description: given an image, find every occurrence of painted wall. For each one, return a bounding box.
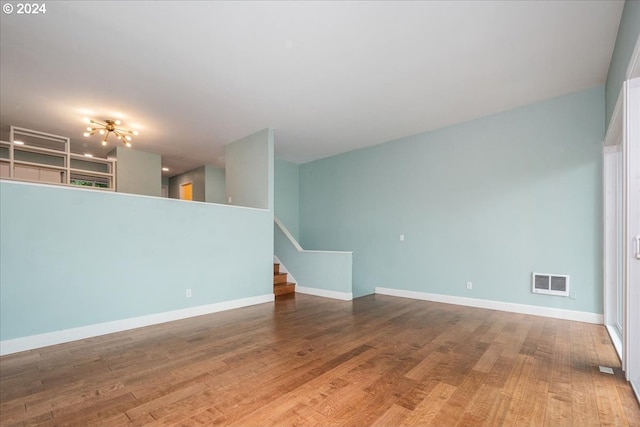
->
[109,147,161,197]
[605,0,640,128]
[169,166,206,201]
[0,180,273,341]
[275,222,352,296]
[168,166,225,203]
[299,86,604,314]
[225,129,274,210]
[204,165,226,204]
[275,158,300,240]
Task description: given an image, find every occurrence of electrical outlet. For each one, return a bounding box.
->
[569,290,576,300]
[186,288,192,298]
[466,282,473,290]
[399,234,405,241]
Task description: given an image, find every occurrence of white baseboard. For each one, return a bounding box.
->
[297,286,353,301]
[375,287,603,324]
[0,294,274,356]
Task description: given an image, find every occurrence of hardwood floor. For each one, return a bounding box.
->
[1,294,639,426]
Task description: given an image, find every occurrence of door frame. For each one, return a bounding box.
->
[623,76,640,398]
[603,33,640,401]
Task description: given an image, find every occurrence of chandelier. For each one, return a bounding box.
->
[82,118,138,147]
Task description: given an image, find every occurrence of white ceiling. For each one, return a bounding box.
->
[0,1,624,176]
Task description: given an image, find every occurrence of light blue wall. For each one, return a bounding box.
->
[300,86,604,313]
[205,165,226,204]
[225,129,274,210]
[167,165,225,203]
[605,0,640,128]
[110,147,162,197]
[0,181,273,341]
[275,223,352,294]
[169,166,206,201]
[275,158,300,240]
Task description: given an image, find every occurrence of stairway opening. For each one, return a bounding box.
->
[273,263,295,297]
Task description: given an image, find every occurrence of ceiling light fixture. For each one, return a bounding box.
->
[82,117,138,147]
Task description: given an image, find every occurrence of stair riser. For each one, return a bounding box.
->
[273,263,294,295]
[274,284,295,296]
[274,273,288,284]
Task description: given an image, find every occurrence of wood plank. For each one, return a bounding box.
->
[543,321,573,426]
[570,322,604,427]
[400,381,457,426]
[0,294,638,426]
[41,393,137,426]
[370,403,412,427]
[457,383,502,425]
[430,370,486,426]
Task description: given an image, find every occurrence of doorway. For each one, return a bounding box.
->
[180,182,193,201]
[625,76,640,397]
[604,76,640,400]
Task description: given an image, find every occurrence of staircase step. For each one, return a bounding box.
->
[273,263,280,274]
[274,272,288,284]
[274,282,295,296]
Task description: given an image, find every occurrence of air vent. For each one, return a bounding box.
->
[532,273,569,297]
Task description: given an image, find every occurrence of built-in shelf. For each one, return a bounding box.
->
[0,126,116,190]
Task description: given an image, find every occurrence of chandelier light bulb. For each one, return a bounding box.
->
[133,130,139,136]
[82,117,90,124]
[83,117,137,147]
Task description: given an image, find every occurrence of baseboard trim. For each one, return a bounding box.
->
[296,286,353,301]
[375,287,603,324]
[0,293,275,356]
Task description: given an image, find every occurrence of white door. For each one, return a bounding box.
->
[624,76,640,397]
[603,144,624,356]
